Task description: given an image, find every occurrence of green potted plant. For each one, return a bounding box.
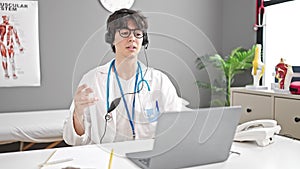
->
[196,45,256,106]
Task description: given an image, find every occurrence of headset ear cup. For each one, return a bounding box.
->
[142,33,149,47]
[105,32,113,44]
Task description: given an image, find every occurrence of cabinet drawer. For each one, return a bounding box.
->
[232,92,273,123]
[275,98,300,139]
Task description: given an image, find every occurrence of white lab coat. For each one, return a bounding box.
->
[63,60,183,145]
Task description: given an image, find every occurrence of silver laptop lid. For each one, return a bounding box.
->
[127,106,241,169]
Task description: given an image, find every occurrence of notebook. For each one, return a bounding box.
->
[126,106,242,169]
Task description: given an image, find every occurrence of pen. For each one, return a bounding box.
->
[40,158,74,167]
[156,100,160,112]
[108,149,114,169]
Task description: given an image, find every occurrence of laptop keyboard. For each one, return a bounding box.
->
[138,158,151,167]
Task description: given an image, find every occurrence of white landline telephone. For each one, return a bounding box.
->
[234,119,281,146]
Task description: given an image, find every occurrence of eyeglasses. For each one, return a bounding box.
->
[118,28,144,39]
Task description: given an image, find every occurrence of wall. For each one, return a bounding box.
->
[0,0,255,113]
[222,0,257,86]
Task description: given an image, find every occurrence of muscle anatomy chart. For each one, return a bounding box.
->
[0,1,40,87]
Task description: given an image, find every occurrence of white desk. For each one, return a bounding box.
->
[0,135,299,169]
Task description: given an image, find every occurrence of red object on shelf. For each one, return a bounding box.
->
[289,81,300,94]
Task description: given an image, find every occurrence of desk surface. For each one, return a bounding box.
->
[0,135,299,169]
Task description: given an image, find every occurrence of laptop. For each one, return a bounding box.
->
[126,106,242,169]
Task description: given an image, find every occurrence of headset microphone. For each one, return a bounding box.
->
[105,97,121,121]
[100,97,121,143]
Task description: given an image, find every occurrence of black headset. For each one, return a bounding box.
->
[105,9,149,48]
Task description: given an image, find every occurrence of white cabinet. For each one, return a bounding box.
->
[231,92,273,123]
[231,87,300,139]
[275,98,300,139]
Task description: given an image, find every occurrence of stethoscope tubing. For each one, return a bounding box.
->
[254,0,266,30]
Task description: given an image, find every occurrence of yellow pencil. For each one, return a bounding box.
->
[39,149,56,168]
[108,148,114,169]
[44,149,57,164]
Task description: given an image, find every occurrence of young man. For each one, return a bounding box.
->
[63,9,183,145]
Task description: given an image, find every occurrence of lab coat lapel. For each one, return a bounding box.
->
[96,59,114,75]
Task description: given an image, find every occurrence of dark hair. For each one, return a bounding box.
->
[106,8,148,53]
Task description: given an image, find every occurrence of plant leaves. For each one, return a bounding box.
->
[195,45,256,106]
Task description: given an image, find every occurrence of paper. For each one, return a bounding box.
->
[40,145,137,169]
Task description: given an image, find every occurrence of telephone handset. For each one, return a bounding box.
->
[234,119,281,146]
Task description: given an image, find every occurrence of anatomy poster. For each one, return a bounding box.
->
[0,1,40,87]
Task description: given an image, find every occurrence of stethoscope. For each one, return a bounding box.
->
[254,0,266,31]
[104,59,150,140]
